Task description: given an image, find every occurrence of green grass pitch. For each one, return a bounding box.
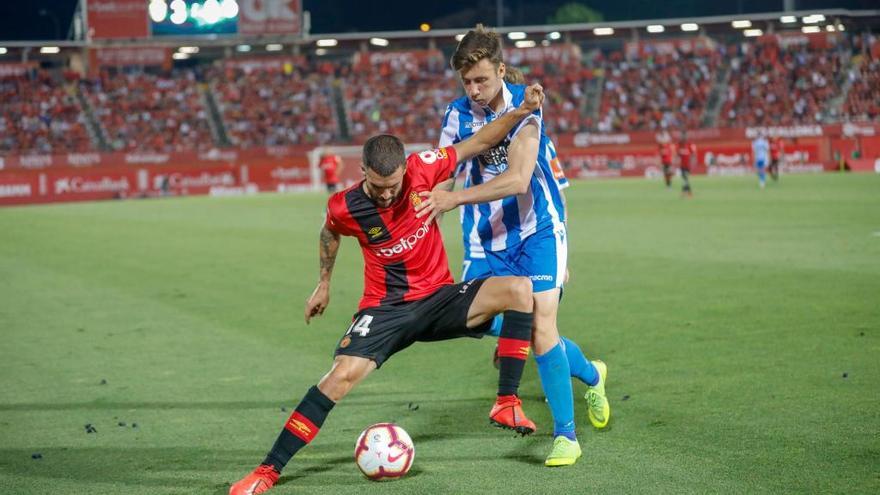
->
[1,174,878,494]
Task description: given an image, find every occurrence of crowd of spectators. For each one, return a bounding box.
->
[2,37,879,157]
[845,52,880,122]
[80,70,214,153]
[594,48,720,133]
[213,64,337,148]
[514,58,593,135]
[344,52,458,144]
[720,42,847,127]
[0,71,91,154]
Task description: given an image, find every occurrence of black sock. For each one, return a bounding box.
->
[262,385,335,473]
[496,310,533,397]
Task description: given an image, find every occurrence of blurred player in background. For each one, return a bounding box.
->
[420,25,609,467]
[658,132,676,188]
[752,132,770,189]
[229,87,545,495]
[677,131,696,197]
[319,152,344,193]
[769,135,784,182]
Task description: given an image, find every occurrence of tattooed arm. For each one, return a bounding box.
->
[305,225,341,324]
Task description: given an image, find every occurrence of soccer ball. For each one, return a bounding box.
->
[354,423,415,481]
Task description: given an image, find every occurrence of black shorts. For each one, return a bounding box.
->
[334,279,491,368]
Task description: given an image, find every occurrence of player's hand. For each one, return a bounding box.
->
[305,282,330,324]
[520,83,544,113]
[414,189,458,224]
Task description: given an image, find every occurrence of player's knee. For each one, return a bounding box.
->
[319,357,370,401]
[507,276,533,312]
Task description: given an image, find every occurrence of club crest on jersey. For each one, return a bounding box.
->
[368,226,384,239]
[409,191,422,207]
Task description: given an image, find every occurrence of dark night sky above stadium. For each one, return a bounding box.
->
[0,0,875,40]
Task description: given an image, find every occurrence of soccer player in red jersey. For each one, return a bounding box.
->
[229,85,545,495]
[769,136,784,182]
[677,131,697,197]
[658,132,676,188]
[319,153,344,193]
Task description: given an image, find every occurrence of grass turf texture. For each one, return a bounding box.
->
[0,173,878,494]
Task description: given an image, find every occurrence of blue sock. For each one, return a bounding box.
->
[486,314,503,337]
[535,342,576,440]
[758,169,766,184]
[560,336,599,386]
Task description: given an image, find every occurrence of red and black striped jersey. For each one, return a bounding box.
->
[769,137,784,160]
[677,142,697,159]
[659,142,676,165]
[325,146,458,311]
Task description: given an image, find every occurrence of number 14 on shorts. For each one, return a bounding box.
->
[346,315,373,337]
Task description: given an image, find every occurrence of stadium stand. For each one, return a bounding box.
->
[720,42,849,127]
[212,65,338,148]
[344,52,458,144]
[519,59,593,134]
[0,71,92,154]
[80,69,214,152]
[595,48,721,132]
[2,34,879,155]
[845,51,880,122]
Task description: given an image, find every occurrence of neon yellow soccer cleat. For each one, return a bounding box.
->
[586,359,610,429]
[544,435,582,467]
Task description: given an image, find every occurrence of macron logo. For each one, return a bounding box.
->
[374,222,431,258]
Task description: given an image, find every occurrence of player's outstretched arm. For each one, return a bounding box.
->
[451,83,543,163]
[305,225,341,324]
[415,123,540,222]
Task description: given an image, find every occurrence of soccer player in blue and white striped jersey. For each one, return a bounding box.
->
[415,25,609,467]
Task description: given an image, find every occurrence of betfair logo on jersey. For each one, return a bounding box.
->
[409,191,422,207]
[288,418,312,436]
[368,226,384,239]
[436,148,448,159]
[374,221,431,257]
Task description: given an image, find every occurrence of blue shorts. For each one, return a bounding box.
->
[755,159,766,169]
[461,225,568,336]
[483,225,567,293]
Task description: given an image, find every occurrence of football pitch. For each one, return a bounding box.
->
[1,173,878,494]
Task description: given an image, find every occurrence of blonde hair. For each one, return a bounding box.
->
[504,66,525,84]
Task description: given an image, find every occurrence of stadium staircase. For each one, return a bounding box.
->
[330,79,351,141]
[73,84,111,151]
[825,51,859,122]
[583,75,603,128]
[200,84,231,147]
[700,62,731,128]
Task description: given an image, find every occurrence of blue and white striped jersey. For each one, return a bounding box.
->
[439,81,568,258]
[752,137,770,163]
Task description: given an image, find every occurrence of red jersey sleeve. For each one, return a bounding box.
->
[323,193,352,236]
[408,146,458,188]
